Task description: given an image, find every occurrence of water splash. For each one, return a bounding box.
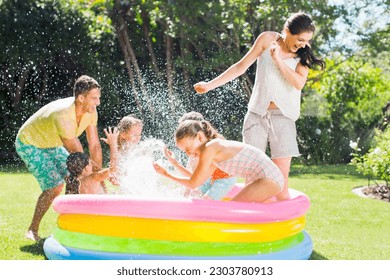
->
[116,138,185,199]
[100,71,247,199]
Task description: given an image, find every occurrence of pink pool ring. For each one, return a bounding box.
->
[52,186,309,224]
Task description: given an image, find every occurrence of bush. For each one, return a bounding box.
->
[298,59,390,164]
[350,128,390,185]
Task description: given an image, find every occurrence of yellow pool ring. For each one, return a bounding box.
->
[58,214,305,242]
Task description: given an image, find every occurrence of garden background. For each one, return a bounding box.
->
[0,0,389,260]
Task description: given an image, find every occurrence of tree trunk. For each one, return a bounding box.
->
[115,24,142,112]
[165,33,175,112]
[112,0,153,113]
[189,39,205,61]
[0,65,31,111]
[179,29,191,91]
[141,9,160,77]
[242,73,253,101]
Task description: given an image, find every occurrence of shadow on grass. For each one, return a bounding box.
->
[310,250,328,260]
[20,238,47,259]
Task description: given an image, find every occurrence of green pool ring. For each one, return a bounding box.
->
[54,228,304,256]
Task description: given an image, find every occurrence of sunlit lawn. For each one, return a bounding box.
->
[0,163,389,260]
[289,165,389,260]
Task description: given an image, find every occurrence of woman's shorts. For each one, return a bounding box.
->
[15,138,69,191]
[242,110,300,158]
[198,177,237,200]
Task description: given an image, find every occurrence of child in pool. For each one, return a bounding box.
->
[163,112,236,200]
[108,115,144,187]
[117,115,143,153]
[65,127,119,194]
[153,120,284,203]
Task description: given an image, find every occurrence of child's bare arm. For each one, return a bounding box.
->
[100,127,119,174]
[89,168,110,182]
[84,127,119,188]
[163,146,192,177]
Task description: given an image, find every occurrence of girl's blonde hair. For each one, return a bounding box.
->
[117,115,143,133]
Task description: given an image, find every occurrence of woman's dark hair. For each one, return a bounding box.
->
[285,12,325,70]
[175,120,223,142]
[65,152,89,194]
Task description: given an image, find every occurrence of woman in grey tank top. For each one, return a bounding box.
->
[194,12,325,201]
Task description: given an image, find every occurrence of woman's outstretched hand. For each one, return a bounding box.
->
[193,81,209,94]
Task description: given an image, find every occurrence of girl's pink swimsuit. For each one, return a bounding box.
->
[215,145,284,189]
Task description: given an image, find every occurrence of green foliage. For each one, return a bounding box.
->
[0,0,121,152]
[0,0,389,166]
[298,58,390,164]
[350,128,390,185]
[0,0,109,70]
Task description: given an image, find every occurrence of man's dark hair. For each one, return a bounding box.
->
[73,75,100,98]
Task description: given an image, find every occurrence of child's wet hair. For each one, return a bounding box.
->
[117,115,143,133]
[175,120,223,142]
[65,152,89,194]
[178,111,205,123]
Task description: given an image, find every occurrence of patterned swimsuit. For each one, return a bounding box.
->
[214,145,284,190]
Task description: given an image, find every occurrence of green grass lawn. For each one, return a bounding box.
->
[289,165,389,260]
[0,163,389,260]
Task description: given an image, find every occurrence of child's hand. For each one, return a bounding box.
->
[153,162,168,176]
[101,127,119,146]
[108,174,120,186]
[163,146,176,162]
[193,82,209,94]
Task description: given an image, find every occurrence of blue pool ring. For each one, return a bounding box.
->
[44,231,313,260]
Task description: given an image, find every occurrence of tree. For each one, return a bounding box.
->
[298,58,390,163]
[0,0,119,158]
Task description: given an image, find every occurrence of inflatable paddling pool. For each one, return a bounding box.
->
[44,186,312,260]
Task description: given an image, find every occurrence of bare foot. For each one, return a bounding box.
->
[25,230,40,241]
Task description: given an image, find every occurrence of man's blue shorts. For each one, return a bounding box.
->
[15,138,69,191]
